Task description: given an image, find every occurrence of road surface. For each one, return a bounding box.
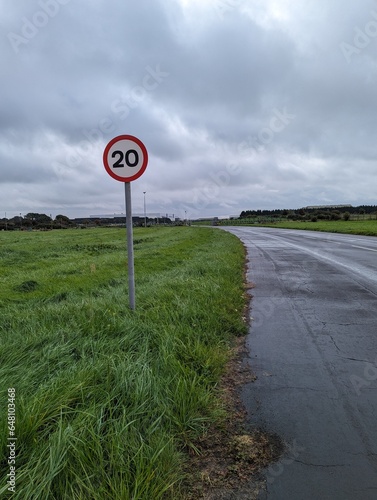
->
[223,227,377,500]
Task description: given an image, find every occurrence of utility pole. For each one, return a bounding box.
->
[143,191,147,228]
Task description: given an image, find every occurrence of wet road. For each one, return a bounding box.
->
[223,227,377,500]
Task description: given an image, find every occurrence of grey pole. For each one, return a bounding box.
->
[125,182,136,310]
[143,191,147,228]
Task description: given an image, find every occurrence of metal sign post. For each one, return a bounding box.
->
[103,134,148,311]
[125,182,135,310]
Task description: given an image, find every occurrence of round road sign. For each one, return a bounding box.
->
[103,135,148,182]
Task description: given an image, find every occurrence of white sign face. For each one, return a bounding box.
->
[103,135,148,182]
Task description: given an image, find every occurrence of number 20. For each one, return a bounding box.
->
[112,149,139,168]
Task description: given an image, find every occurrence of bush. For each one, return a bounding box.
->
[343,212,351,221]
[330,212,342,221]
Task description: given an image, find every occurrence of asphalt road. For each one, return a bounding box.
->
[223,227,377,500]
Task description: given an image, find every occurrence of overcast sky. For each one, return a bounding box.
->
[2,0,377,219]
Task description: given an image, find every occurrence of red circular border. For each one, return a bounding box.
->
[103,134,148,182]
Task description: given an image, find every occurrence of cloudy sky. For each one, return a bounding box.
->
[2,0,377,219]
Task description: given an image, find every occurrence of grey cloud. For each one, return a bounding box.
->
[1,0,377,218]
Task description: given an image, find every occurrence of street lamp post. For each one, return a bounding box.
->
[143,191,147,228]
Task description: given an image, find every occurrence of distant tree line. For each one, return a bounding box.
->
[239,205,377,222]
[0,213,173,230]
[0,213,72,231]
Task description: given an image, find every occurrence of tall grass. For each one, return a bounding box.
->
[0,227,246,499]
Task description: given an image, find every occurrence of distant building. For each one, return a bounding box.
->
[89,213,163,219]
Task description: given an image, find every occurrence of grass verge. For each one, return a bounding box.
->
[258,219,377,236]
[0,227,248,499]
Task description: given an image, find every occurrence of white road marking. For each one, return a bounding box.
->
[352,245,377,253]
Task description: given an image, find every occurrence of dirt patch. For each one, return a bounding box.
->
[182,336,283,499]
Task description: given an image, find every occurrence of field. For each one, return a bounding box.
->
[0,227,247,499]
[258,219,377,236]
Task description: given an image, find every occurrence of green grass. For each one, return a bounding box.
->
[257,219,377,236]
[0,227,246,499]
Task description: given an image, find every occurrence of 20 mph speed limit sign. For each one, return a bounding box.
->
[103,135,148,182]
[102,134,149,311]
